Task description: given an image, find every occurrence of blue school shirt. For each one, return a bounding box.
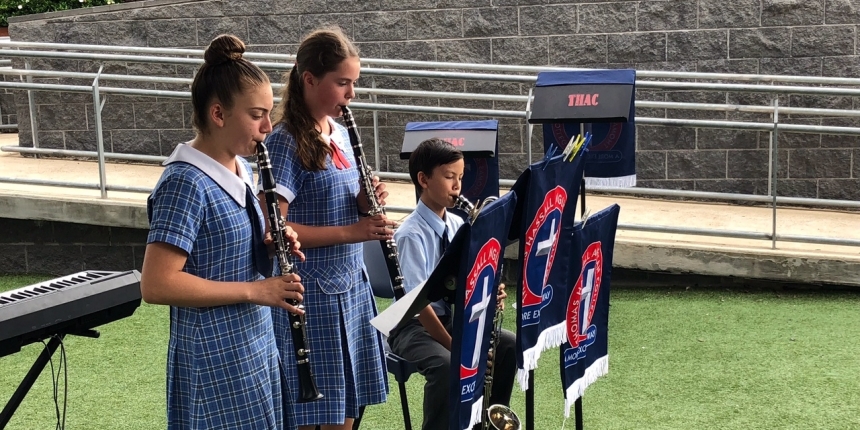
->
[394,200,465,316]
[147,143,291,430]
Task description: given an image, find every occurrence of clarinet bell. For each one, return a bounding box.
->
[487,404,520,430]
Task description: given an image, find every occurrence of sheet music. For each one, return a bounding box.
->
[370,280,431,337]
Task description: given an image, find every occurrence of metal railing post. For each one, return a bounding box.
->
[91,65,108,199]
[24,60,39,151]
[770,97,780,250]
[525,87,534,164]
[372,77,381,170]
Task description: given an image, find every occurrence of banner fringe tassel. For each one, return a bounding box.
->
[465,395,483,430]
[563,355,609,418]
[584,175,636,188]
[516,322,567,389]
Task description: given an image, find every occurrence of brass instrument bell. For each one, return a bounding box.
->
[487,404,520,430]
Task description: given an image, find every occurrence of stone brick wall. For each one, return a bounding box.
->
[7,0,860,200]
[0,218,146,276]
[0,73,19,130]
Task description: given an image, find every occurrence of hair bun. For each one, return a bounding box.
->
[204,34,246,66]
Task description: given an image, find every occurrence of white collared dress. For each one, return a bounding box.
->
[147,144,293,430]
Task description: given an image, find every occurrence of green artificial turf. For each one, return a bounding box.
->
[2,276,858,429]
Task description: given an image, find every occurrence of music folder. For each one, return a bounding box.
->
[369,224,469,337]
[527,69,635,124]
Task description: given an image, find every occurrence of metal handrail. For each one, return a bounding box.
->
[5,79,860,134]
[8,144,860,213]
[619,223,860,247]
[0,42,858,251]
[3,172,857,248]
[377,172,860,209]
[0,49,204,66]
[6,47,860,97]
[0,176,152,193]
[6,68,860,120]
[3,146,166,163]
[0,68,191,84]
[6,40,860,86]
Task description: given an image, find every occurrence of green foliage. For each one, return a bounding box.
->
[0,0,121,27]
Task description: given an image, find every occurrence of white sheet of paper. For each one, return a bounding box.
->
[370,280,431,337]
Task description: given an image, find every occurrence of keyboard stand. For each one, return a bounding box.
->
[0,329,99,429]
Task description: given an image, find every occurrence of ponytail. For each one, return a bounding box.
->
[274,26,359,171]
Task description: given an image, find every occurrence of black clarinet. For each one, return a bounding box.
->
[256,141,323,403]
[340,105,406,300]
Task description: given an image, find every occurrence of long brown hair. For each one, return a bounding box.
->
[275,26,359,171]
[191,34,269,134]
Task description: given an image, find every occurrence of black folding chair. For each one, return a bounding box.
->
[359,240,418,430]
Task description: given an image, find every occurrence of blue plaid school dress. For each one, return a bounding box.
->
[264,121,388,426]
[148,144,294,430]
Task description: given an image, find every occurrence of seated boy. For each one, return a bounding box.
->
[389,137,516,430]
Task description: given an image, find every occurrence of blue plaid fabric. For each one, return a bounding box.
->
[148,147,293,430]
[264,121,389,426]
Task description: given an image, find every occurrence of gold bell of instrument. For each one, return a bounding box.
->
[487,404,521,430]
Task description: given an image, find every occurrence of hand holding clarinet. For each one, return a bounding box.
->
[358,175,390,210]
[353,175,395,241]
[341,105,406,299]
[256,140,324,403]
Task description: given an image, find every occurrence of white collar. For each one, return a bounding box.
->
[320,116,345,147]
[163,143,253,207]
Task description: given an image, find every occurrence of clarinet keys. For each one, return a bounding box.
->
[256,141,323,403]
[341,105,408,301]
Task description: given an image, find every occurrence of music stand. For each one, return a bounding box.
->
[525,69,635,430]
[369,225,468,337]
[400,120,500,213]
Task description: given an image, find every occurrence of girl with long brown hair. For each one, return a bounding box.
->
[259,27,390,430]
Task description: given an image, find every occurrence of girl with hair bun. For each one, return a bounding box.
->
[141,34,302,430]
[259,26,390,430]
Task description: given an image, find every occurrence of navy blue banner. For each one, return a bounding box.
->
[560,204,620,417]
[449,192,517,430]
[535,69,635,87]
[537,69,637,188]
[509,152,585,388]
[405,120,499,131]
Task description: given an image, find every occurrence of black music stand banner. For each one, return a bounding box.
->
[447,192,517,430]
[560,204,619,416]
[508,151,585,389]
[401,120,500,204]
[531,69,637,188]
